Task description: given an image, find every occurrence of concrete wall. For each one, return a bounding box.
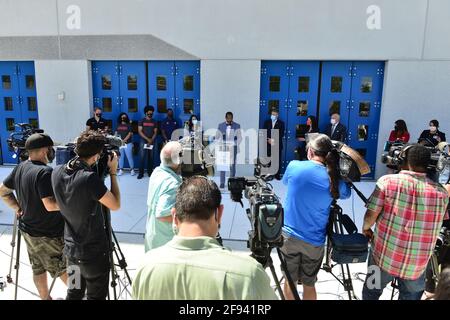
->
[34,60,92,145]
[201,60,261,175]
[376,60,450,177]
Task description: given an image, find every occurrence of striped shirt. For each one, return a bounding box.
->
[366,171,449,280]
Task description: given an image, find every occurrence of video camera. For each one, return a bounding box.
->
[6,123,44,162]
[228,158,284,266]
[381,141,450,183]
[57,134,124,180]
[178,132,215,178]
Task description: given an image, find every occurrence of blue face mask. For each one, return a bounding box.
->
[271,115,278,121]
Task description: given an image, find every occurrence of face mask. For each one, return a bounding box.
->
[96,113,102,118]
[192,119,198,125]
[430,126,437,132]
[147,113,153,118]
[121,117,127,122]
[271,115,277,121]
[394,125,399,131]
[46,147,55,163]
[331,119,337,125]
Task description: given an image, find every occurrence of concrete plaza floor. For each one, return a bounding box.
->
[0,166,398,300]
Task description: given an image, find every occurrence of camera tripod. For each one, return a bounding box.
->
[6,215,59,300]
[253,246,301,300]
[322,181,369,300]
[102,206,132,300]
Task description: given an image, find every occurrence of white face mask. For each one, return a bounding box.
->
[172,220,179,235]
[430,126,437,133]
[271,115,278,121]
[192,119,198,125]
[331,119,337,125]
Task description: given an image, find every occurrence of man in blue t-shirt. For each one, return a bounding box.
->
[281,134,351,300]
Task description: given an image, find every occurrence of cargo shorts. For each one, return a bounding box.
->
[21,231,66,278]
[280,233,324,287]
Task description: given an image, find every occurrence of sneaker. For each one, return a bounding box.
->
[130,169,136,176]
[118,169,123,176]
[137,174,144,180]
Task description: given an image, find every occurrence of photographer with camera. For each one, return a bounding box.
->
[0,133,67,300]
[362,145,449,300]
[51,130,121,300]
[133,176,277,300]
[144,141,183,252]
[281,134,351,300]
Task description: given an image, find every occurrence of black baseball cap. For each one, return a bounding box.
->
[25,133,54,151]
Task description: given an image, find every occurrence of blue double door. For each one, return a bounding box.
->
[0,61,38,164]
[260,61,384,178]
[92,61,200,168]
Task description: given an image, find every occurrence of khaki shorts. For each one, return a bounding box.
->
[280,233,324,287]
[21,231,66,278]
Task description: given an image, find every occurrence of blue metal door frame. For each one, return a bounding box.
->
[261,61,384,178]
[286,61,320,165]
[174,61,200,127]
[318,62,353,133]
[0,61,37,164]
[92,61,121,131]
[348,61,384,176]
[260,61,290,170]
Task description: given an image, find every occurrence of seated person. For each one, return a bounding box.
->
[419,119,446,147]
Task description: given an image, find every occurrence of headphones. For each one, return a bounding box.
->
[64,156,92,174]
[397,145,414,166]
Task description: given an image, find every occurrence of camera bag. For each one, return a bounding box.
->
[329,214,369,264]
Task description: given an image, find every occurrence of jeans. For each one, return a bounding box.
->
[66,254,110,300]
[139,141,154,176]
[362,252,426,300]
[119,143,134,170]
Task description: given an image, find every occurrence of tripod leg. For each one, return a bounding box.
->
[46,276,58,300]
[267,260,285,299]
[276,248,301,300]
[7,215,18,283]
[14,230,21,300]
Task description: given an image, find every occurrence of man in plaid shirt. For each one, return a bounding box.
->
[362,145,449,300]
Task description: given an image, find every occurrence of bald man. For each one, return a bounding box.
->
[144,142,183,251]
[325,113,347,143]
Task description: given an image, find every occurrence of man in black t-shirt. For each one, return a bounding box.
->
[86,107,109,132]
[52,130,121,300]
[0,133,67,300]
[137,105,158,179]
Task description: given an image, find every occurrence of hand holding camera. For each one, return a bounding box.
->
[107,151,119,174]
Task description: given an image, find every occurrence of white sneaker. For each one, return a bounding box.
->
[118,169,123,176]
[130,169,136,176]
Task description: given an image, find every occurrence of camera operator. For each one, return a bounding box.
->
[362,145,449,300]
[133,176,278,300]
[51,130,121,300]
[144,141,183,252]
[281,134,351,300]
[0,133,67,299]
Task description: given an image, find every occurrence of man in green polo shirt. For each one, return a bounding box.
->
[133,176,278,300]
[144,141,183,252]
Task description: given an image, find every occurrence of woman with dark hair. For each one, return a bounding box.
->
[115,112,135,176]
[419,119,446,147]
[281,133,351,300]
[296,116,319,160]
[388,119,410,143]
